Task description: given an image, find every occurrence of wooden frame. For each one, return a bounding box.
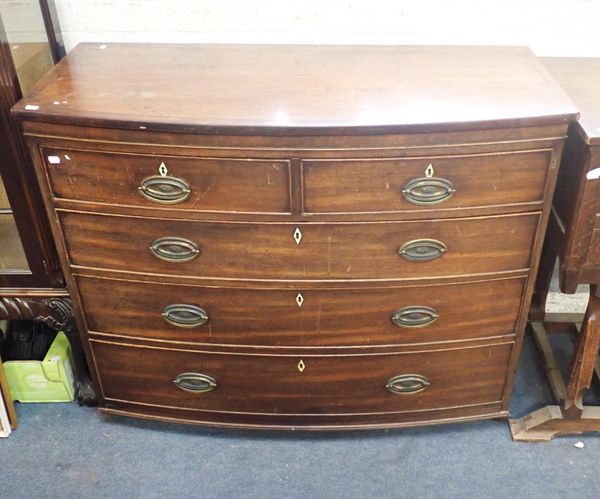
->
[509,236,600,441]
[0,1,96,406]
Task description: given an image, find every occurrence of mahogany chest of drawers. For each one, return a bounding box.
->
[12,44,576,429]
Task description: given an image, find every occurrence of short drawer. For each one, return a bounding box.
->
[60,211,539,280]
[91,339,512,415]
[41,148,292,214]
[79,275,525,346]
[303,149,552,213]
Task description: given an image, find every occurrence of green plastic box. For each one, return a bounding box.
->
[4,331,76,403]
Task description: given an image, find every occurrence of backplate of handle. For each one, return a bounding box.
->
[162,304,209,327]
[398,239,447,262]
[173,372,217,393]
[402,176,455,205]
[386,374,430,394]
[392,306,438,328]
[139,175,191,204]
[150,236,200,263]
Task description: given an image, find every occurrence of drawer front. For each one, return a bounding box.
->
[60,211,538,280]
[303,150,551,213]
[92,340,512,415]
[42,148,292,214]
[79,276,525,346]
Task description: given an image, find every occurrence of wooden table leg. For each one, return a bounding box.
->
[562,286,600,417]
[510,286,600,441]
[530,236,557,321]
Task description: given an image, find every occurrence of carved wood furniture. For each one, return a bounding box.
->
[13,44,576,429]
[0,1,96,405]
[510,58,600,441]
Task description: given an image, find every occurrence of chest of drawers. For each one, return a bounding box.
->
[12,44,576,429]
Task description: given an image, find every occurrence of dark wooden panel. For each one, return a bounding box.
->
[12,45,576,134]
[100,400,506,430]
[77,275,525,346]
[303,149,551,214]
[91,339,512,416]
[42,147,292,214]
[60,211,539,280]
[24,121,568,156]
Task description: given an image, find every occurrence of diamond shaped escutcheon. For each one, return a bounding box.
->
[293,227,302,245]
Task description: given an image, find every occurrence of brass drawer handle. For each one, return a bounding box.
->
[150,236,200,263]
[173,372,217,393]
[386,374,430,394]
[139,175,191,204]
[402,177,455,205]
[398,239,447,262]
[392,306,438,328]
[162,304,208,327]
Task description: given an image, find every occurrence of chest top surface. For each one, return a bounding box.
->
[543,57,600,146]
[12,43,576,135]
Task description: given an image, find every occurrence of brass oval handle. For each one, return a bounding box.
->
[173,372,217,393]
[402,177,455,205]
[392,306,438,328]
[386,374,430,394]
[150,236,200,263]
[138,175,191,204]
[162,304,208,328]
[398,239,447,262]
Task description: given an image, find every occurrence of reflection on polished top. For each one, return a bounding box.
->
[12,43,577,134]
[542,57,600,145]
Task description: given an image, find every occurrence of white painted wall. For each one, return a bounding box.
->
[53,0,600,57]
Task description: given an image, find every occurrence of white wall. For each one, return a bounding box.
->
[55,0,600,57]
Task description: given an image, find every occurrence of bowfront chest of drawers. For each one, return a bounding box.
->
[13,44,576,429]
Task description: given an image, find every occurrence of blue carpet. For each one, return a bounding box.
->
[2,335,600,499]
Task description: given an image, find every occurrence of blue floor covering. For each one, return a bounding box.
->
[2,334,600,499]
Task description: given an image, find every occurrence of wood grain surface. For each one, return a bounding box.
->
[77,274,525,347]
[12,44,576,134]
[91,338,512,418]
[42,147,292,214]
[59,210,539,281]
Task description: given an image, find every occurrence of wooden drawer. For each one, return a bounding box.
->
[91,339,512,416]
[79,275,525,346]
[60,211,539,280]
[41,148,292,214]
[303,149,551,214]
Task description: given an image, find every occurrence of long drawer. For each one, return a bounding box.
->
[78,275,525,346]
[60,211,539,280]
[91,339,512,416]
